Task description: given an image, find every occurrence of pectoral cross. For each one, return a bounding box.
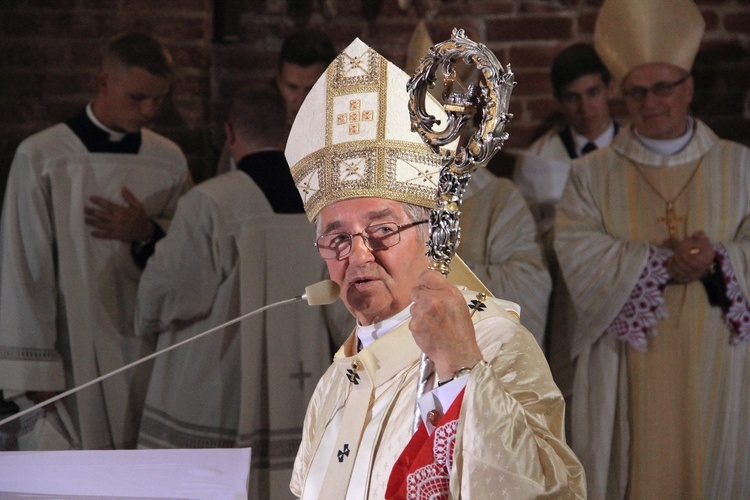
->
[658,202,685,247]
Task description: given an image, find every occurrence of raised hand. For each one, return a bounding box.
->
[409,269,483,381]
[84,186,154,243]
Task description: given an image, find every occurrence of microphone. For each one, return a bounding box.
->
[0,280,340,429]
[302,279,341,306]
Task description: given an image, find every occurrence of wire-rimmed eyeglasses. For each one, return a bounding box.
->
[315,220,429,260]
[622,74,690,103]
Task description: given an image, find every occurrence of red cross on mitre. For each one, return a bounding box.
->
[336,99,374,135]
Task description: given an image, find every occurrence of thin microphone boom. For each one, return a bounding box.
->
[0,279,340,429]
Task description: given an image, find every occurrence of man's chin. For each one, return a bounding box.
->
[345,287,390,324]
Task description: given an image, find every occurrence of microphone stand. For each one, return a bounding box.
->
[0,282,338,429]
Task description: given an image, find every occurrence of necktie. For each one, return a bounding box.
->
[581,142,597,155]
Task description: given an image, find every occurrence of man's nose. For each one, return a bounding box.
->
[346,233,374,263]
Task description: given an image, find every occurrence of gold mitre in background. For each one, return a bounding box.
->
[285,38,451,223]
[405,21,434,76]
[594,0,705,82]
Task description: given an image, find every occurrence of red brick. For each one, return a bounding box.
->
[461,2,515,16]
[69,13,117,38]
[80,0,119,10]
[526,96,562,121]
[42,72,97,98]
[725,12,750,34]
[3,40,69,68]
[700,10,720,31]
[3,12,74,37]
[173,72,206,96]
[421,21,483,45]
[170,45,210,69]
[578,11,598,34]
[518,1,565,14]
[369,19,422,48]
[486,16,574,42]
[509,43,568,69]
[70,41,107,68]
[152,16,212,41]
[123,0,209,12]
[24,0,76,8]
[3,72,45,97]
[45,100,90,122]
[510,68,552,96]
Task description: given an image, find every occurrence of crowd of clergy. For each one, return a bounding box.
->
[0,0,749,498]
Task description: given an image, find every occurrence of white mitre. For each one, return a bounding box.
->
[594,0,705,82]
[285,37,493,297]
[285,37,451,223]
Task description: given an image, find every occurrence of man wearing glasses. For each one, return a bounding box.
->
[285,38,585,499]
[555,0,750,498]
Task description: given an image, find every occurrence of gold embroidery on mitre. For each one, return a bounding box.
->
[290,39,447,222]
[335,48,379,85]
[291,140,442,221]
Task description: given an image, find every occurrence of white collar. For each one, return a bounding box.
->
[356,305,412,350]
[86,102,128,142]
[634,116,694,158]
[572,120,616,154]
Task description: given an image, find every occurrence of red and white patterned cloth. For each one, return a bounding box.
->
[607,244,750,350]
[386,390,464,500]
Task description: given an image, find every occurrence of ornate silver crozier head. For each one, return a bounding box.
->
[407,28,515,275]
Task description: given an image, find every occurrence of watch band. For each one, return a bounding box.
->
[437,366,475,387]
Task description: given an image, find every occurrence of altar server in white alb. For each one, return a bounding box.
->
[555,0,750,498]
[136,87,335,499]
[286,38,585,499]
[0,32,192,450]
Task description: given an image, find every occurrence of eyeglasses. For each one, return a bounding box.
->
[315,220,429,260]
[622,74,690,103]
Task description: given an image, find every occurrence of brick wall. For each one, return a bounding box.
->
[2,0,749,199]
[212,0,750,151]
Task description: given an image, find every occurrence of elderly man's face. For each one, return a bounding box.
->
[623,62,694,140]
[318,197,430,326]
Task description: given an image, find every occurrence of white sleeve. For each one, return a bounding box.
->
[135,189,223,335]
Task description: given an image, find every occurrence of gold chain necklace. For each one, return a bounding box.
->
[632,158,702,247]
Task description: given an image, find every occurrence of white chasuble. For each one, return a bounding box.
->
[555,120,750,499]
[292,290,585,499]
